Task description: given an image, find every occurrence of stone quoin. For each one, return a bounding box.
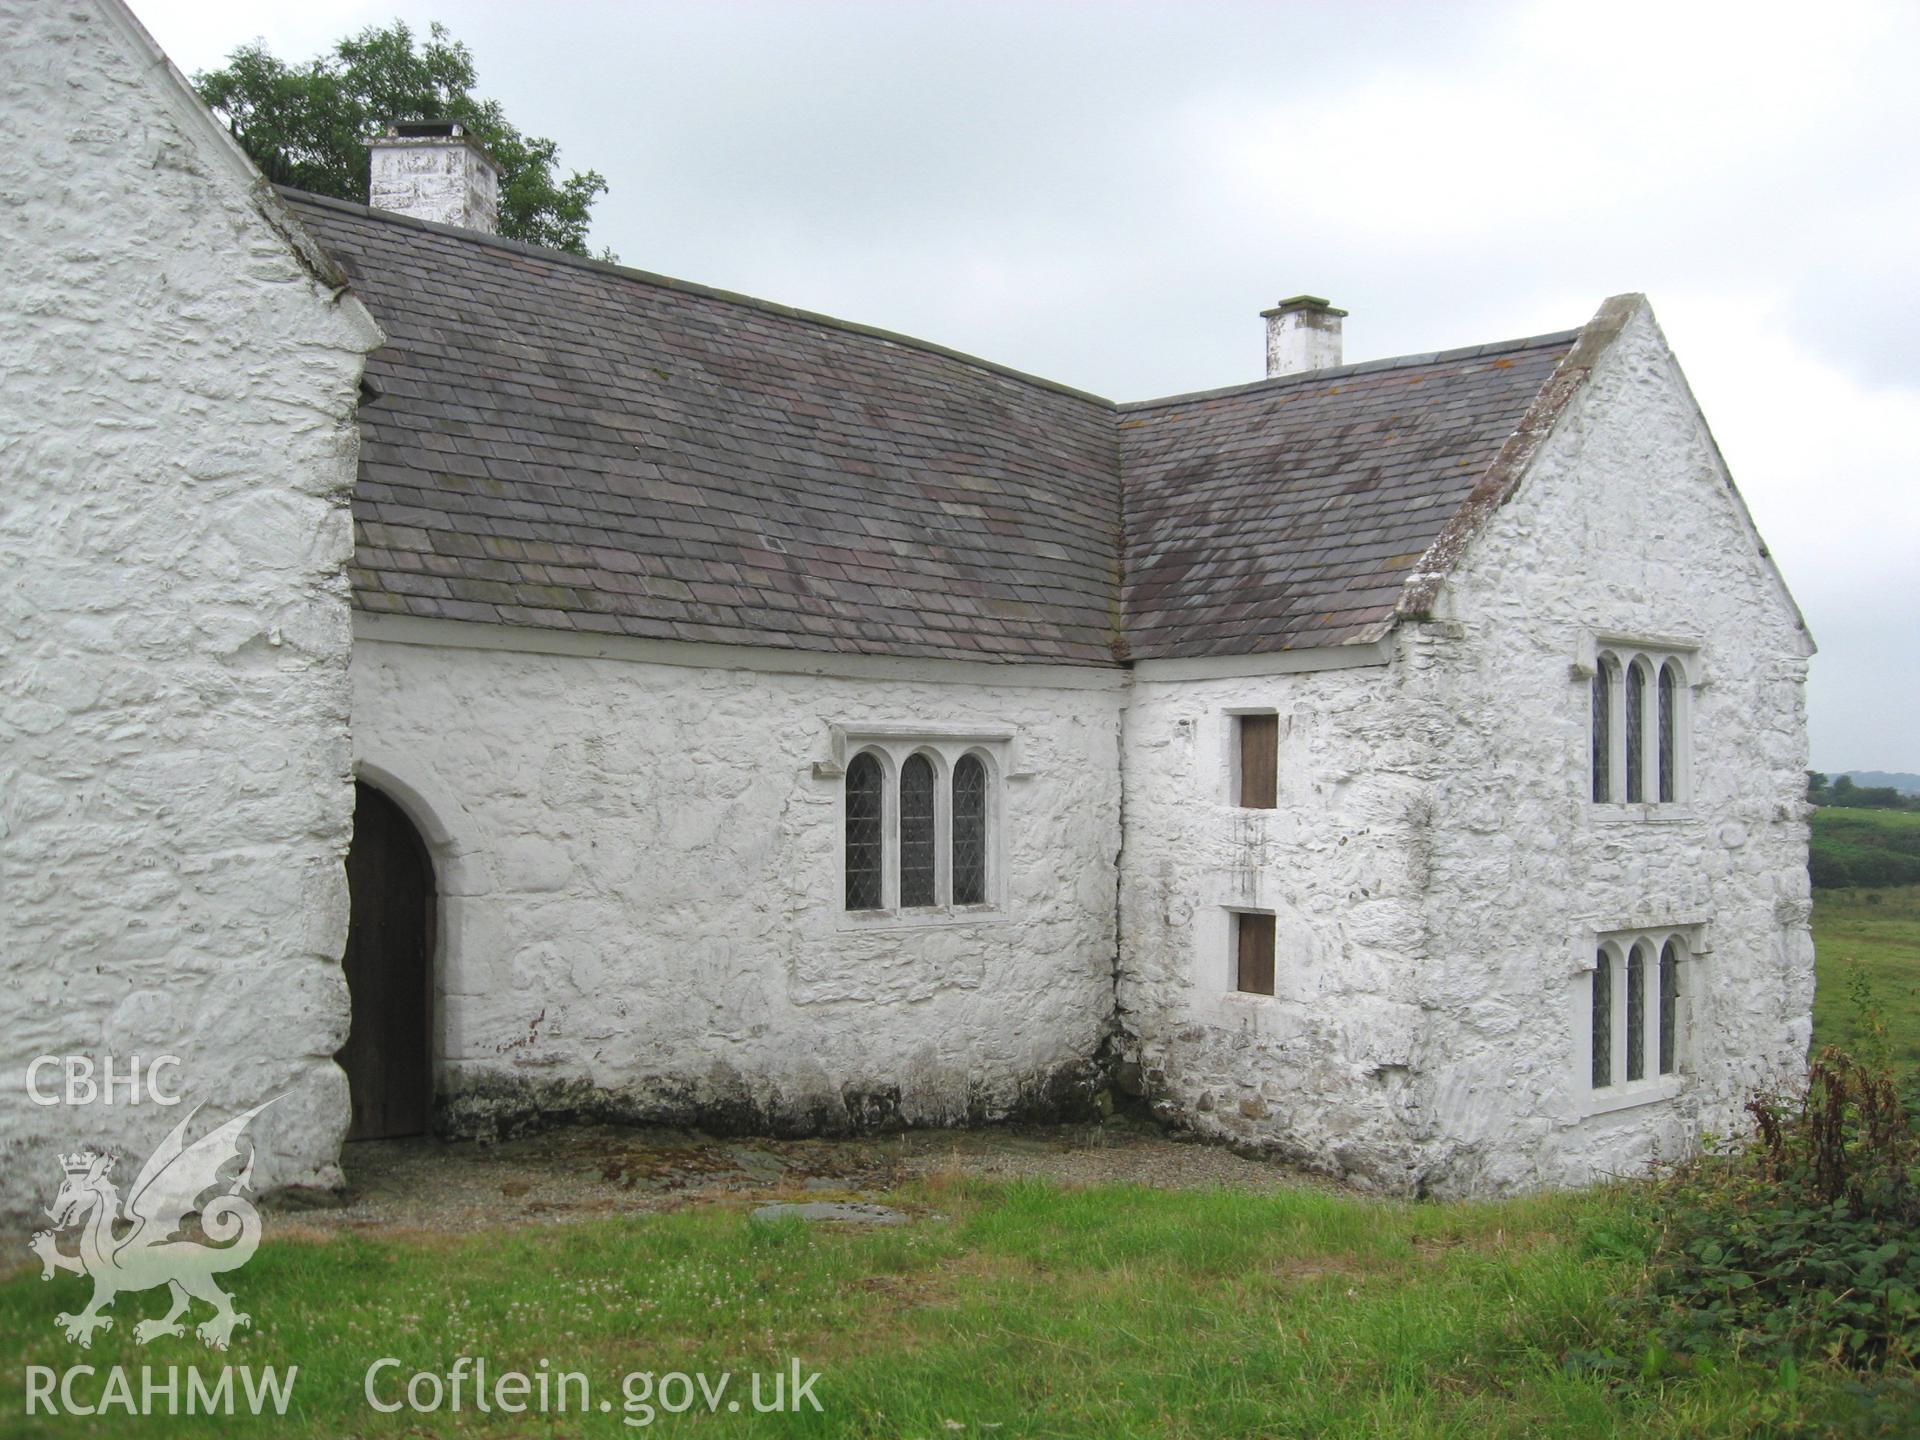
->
[0,0,1815,1214]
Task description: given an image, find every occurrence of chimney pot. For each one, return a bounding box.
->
[1261,295,1347,377]
[365,121,499,234]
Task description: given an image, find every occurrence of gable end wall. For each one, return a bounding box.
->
[1404,300,1814,1193]
[0,0,380,1219]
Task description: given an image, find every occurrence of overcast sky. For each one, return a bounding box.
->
[133,0,1919,773]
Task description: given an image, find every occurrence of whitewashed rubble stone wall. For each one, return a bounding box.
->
[1406,303,1814,1194]
[0,0,380,1220]
[366,134,499,234]
[349,621,1125,1135]
[1119,302,1813,1195]
[1116,654,1434,1187]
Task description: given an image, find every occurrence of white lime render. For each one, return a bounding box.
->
[348,617,1125,1140]
[0,0,381,1213]
[1119,305,1813,1195]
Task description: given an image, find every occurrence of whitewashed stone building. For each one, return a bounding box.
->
[1,0,1815,1215]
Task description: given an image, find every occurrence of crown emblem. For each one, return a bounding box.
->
[59,1150,104,1175]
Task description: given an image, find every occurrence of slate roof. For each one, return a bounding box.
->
[285,192,1121,664]
[284,189,1583,667]
[1118,334,1577,659]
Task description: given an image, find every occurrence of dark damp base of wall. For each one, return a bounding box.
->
[430,1057,1109,1145]
[1145,1097,1433,1197]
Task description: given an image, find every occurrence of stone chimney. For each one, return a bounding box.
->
[1262,295,1347,377]
[365,121,499,234]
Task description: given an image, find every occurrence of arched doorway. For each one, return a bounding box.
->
[338,781,435,1139]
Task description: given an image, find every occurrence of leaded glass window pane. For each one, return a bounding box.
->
[1658,662,1677,803]
[952,755,987,906]
[1626,943,1647,1081]
[1591,665,1612,802]
[899,754,937,907]
[1625,662,1645,803]
[1659,941,1680,1075]
[1592,951,1612,1088]
[844,752,884,911]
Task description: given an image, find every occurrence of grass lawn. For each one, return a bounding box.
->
[1812,883,1920,1072]
[3,887,1912,1436]
[1,1176,1896,1437]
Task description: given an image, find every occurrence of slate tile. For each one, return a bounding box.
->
[288,189,1571,668]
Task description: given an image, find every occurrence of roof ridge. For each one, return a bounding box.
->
[281,188,1584,424]
[1116,327,1583,413]
[277,186,1118,410]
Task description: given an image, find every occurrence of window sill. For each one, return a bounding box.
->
[1581,1075,1685,1117]
[839,904,1003,933]
[1209,991,1297,1029]
[1587,804,1698,826]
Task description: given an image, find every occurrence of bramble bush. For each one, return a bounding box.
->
[1644,1041,1919,1372]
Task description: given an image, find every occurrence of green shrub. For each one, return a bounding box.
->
[1811,810,1920,889]
[1645,1047,1920,1371]
[1810,841,1920,890]
[1811,849,1857,889]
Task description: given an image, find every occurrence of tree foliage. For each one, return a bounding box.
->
[194,21,607,256]
[1808,771,1920,813]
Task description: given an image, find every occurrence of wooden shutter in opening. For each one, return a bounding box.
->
[1236,912,1276,995]
[1238,714,1278,809]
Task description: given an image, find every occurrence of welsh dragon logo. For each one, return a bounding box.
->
[29,1098,277,1350]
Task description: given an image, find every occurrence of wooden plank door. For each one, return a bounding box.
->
[338,782,435,1140]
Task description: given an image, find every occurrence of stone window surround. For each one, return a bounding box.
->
[1573,632,1701,822]
[1573,922,1704,1117]
[817,723,1024,930]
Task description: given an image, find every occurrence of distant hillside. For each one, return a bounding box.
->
[1842,771,1920,796]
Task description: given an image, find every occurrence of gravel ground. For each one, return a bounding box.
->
[261,1119,1336,1237]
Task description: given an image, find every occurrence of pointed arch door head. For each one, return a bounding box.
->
[339,781,435,1140]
